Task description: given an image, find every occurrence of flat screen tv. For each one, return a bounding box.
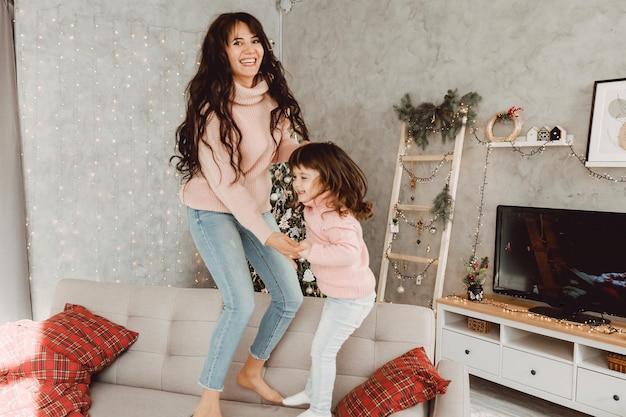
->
[493,205,626,324]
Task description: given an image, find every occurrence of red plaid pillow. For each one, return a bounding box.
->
[1,305,138,416]
[42,303,139,373]
[333,347,450,417]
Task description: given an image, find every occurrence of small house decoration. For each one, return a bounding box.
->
[550,126,566,142]
[537,126,551,142]
[526,127,538,142]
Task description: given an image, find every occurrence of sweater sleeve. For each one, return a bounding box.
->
[272,119,301,164]
[198,120,274,244]
[305,221,362,267]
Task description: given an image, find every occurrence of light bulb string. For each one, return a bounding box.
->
[471,128,626,182]
[443,295,626,335]
[391,258,438,282]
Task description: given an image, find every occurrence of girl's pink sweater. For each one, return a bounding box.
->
[303,196,376,299]
[180,81,300,244]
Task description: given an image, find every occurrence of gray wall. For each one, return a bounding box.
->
[15,0,279,319]
[14,0,626,319]
[281,1,626,303]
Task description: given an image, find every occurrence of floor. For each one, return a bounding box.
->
[470,376,592,417]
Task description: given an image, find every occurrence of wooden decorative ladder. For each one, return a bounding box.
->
[376,116,468,308]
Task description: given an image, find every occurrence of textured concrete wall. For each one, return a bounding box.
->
[281,1,626,305]
[14,0,626,318]
[15,0,279,319]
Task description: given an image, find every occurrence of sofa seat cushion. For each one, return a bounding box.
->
[87,382,306,417]
[333,347,450,417]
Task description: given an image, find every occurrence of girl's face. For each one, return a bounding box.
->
[226,22,264,88]
[291,165,323,204]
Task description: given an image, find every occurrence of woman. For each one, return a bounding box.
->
[171,12,309,417]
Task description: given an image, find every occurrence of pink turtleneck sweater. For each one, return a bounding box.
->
[303,195,376,299]
[180,81,300,244]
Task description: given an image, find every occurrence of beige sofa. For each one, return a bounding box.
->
[50,279,469,417]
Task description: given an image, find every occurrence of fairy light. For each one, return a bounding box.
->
[15,6,214,314]
[472,128,626,182]
[444,295,626,336]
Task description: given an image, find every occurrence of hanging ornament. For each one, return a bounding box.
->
[390,218,399,233]
[430,226,437,234]
[397,284,405,294]
[305,286,314,295]
[417,217,424,244]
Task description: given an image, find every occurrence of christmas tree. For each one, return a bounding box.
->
[249,162,320,296]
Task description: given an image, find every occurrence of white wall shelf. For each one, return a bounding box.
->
[436,296,626,417]
[487,134,574,148]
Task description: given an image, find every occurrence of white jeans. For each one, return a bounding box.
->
[303,293,375,415]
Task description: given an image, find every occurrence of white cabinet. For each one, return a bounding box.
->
[436,297,626,417]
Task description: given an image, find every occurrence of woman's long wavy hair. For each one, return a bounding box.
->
[288,142,374,222]
[171,12,308,182]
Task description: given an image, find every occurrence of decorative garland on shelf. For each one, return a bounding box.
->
[394,258,438,294]
[394,89,482,149]
[442,295,626,336]
[399,152,450,186]
[471,128,626,182]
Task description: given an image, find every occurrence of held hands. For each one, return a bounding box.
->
[265,232,303,268]
[297,240,312,260]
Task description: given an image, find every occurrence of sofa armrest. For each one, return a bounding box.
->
[429,360,470,417]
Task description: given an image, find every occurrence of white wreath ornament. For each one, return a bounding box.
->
[484,110,522,142]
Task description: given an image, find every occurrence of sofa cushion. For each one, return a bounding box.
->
[333,347,450,417]
[0,304,138,416]
[44,303,139,373]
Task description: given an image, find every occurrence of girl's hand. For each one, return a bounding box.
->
[265,232,300,267]
[297,240,312,259]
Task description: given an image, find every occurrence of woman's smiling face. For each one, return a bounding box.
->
[226,22,264,87]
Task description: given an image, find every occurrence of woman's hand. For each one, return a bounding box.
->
[265,232,301,267]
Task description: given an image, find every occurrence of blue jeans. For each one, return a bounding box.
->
[304,293,375,415]
[187,208,303,391]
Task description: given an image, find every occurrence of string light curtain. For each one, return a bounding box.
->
[15,6,209,319]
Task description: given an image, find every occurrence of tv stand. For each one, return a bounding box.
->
[528,306,611,325]
[436,296,626,417]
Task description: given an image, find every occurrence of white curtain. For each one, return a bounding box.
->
[1,0,32,324]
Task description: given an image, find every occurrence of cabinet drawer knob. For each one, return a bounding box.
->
[465,349,470,355]
[613,394,620,401]
[530,370,536,376]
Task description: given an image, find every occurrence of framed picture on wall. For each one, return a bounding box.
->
[586,78,626,167]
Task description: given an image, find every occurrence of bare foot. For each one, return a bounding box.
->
[237,371,283,403]
[192,389,223,417]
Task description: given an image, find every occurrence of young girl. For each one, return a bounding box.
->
[283,142,376,417]
[171,12,308,417]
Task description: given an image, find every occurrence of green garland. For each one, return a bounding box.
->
[394,89,481,149]
[431,183,453,227]
[394,89,481,226]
